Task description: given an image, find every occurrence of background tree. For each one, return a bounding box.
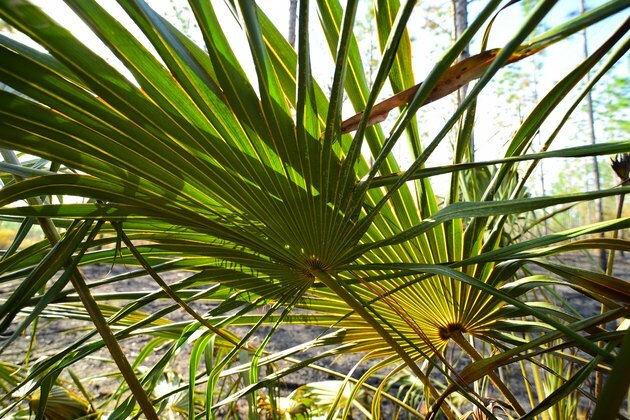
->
[581,0,606,270]
[288,0,297,47]
[452,0,469,101]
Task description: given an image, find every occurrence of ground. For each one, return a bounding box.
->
[1,251,628,417]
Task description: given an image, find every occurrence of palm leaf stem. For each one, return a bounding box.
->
[55,237,158,419]
[321,0,358,149]
[605,193,625,276]
[116,225,242,347]
[439,309,628,395]
[18,284,230,402]
[451,332,525,415]
[597,190,627,397]
[312,269,455,419]
[0,151,158,418]
[343,269,496,415]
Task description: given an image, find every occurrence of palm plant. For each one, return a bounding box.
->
[0,0,628,418]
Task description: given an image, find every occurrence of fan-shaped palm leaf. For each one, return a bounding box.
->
[0,0,628,418]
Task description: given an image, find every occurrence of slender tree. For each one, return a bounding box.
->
[288,0,297,47]
[452,0,469,101]
[581,0,606,271]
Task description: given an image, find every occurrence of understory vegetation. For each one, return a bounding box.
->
[0,0,628,418]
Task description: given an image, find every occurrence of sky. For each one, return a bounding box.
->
[2,0,628,196]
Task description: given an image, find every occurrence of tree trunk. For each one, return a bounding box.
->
[452,0,469,90]
[452,0,472,158]
[288,0,298,47]
[580,0,606,271]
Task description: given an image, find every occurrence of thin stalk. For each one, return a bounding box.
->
[312,269,455,420]
[596,192,625,397]
[451,332,526,416]
[116,226,243,348]
[580,0,606,271]
[519,359,537,412]
[0,150,158,419]
[605,194,624,276]
[530,354,550,420]
[67,249,159,419]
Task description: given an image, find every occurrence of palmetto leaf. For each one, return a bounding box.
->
[0,0,628,418]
